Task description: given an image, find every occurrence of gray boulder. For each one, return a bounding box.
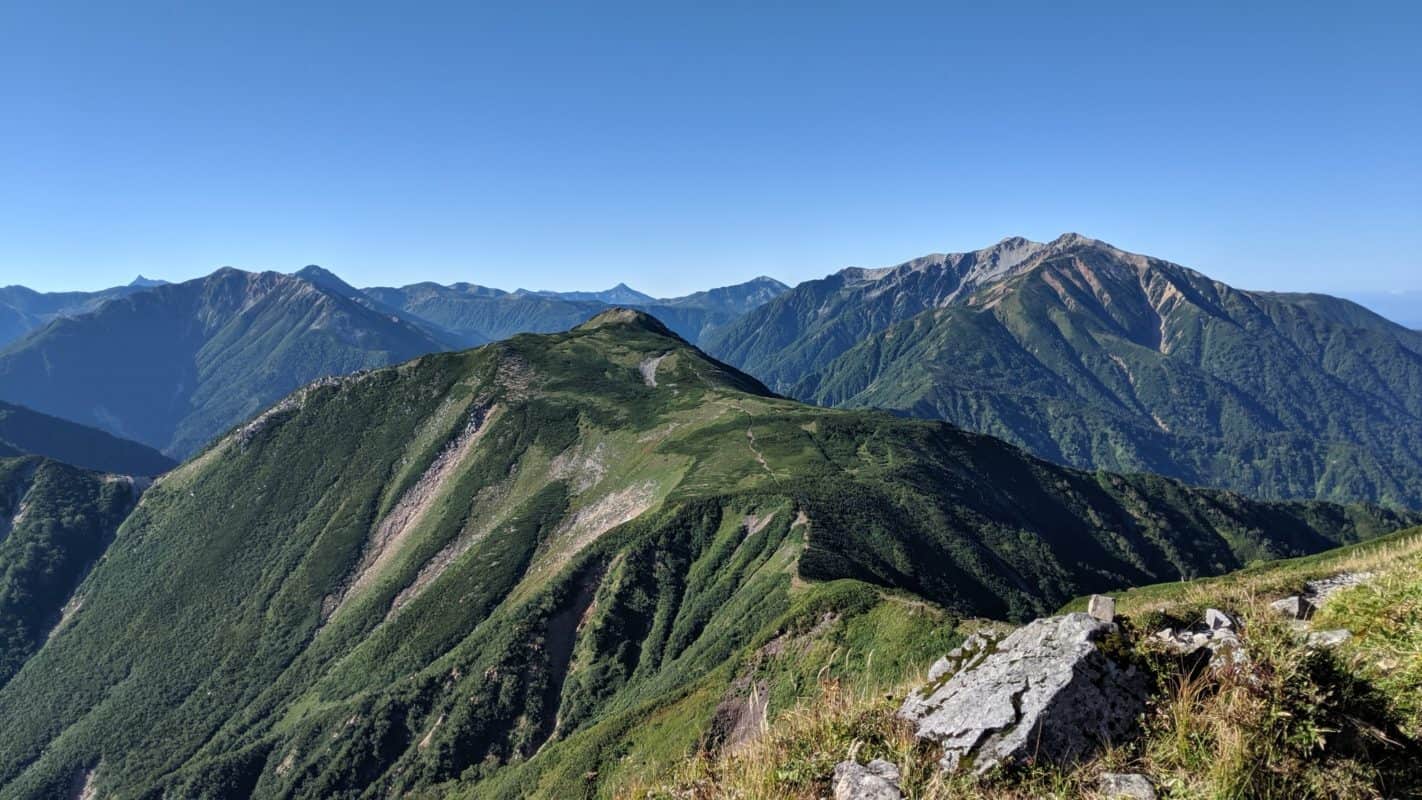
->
[1099,771,1157,799]
[1269,595,1315,620]
[1205,608,1238,631]
[899,613,1149,774]
[1088,594,1116,622]
[832,759,902,800]
[1153,609,1250,669]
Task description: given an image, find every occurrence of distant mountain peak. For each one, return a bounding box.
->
[128,275,167,288]
[293,265,360,297]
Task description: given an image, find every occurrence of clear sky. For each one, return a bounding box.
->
[1,1,1418,297]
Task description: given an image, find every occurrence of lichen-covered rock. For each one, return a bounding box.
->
[1088,594,1116,622]
[899,613,1149,774]
[1098,771,1157,799]
[832,758,902,800]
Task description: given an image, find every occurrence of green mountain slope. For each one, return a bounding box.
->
[0,268,451,458]
[0,456,140,688]
[0,401,174,475]
[0,311,1412,799]
[713,235,1422,508]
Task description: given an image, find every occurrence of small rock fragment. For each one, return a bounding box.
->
[1204,608,1237,631]
[832,759,902,800]
[1098,772,1157,799]
[1306,629,1352,648]
[1269,595,1315,620]
[1088,594,1116,623]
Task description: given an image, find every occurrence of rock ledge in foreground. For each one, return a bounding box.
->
[899,612,1148,774]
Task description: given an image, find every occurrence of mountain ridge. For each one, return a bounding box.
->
[709,235,1422,508]
[0,316,1414,798]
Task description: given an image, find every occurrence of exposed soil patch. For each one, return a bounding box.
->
[323,403,499,621]
[708,677,769,751]
[386,482,512,619]
[640,354,669,387]
[68,764,98,800]
[539,481,656,578]
[743,512,776,536]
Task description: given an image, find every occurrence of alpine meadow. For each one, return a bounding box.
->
[3,4,1421,799]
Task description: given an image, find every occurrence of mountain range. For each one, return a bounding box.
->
[0,276,163,349]
[706,235,1422,508]
[0,311,1413,799]
[0,269,786,458]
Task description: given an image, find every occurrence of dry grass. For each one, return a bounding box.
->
[1314,549,1422,737]
[624,532,1422,800]
[1105,529,1422,620]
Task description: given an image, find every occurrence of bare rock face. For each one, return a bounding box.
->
[899,613,1149,774]
[832,759,903,800]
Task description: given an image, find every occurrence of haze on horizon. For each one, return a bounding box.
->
[1,2,1418,299]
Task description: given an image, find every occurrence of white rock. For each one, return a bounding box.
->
[1205,608,1237,631]
[1306,629,1352,648]
[926,657,953,682]
[832,759,902,800]
[900,613,1148,774]
[1098,771,1157,799]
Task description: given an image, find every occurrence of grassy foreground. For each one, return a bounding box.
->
[629,527,1422,799]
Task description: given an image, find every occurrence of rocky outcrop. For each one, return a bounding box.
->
[831,759,902,800]
[899,612,1149,774]
[1271,571,1375,622]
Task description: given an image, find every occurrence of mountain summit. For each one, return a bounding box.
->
[708,235,1422,508]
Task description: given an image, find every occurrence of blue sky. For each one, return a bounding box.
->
[1,1,1418,297]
